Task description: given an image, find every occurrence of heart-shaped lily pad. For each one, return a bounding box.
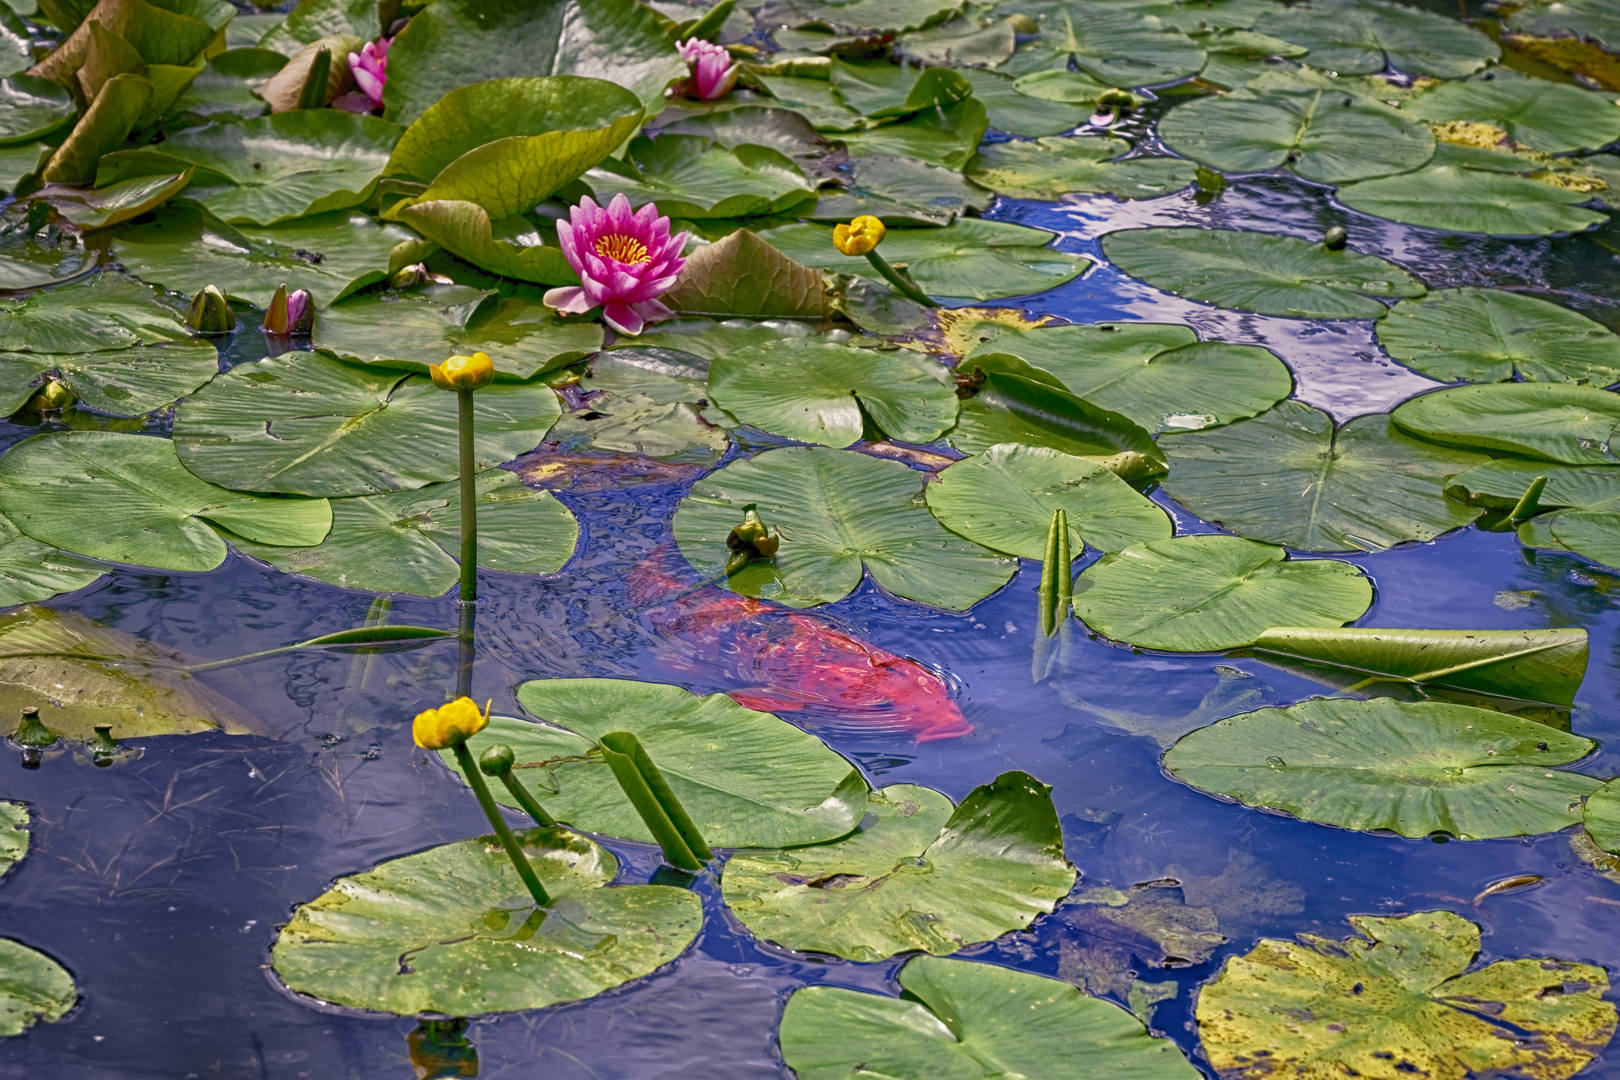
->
[1004,1,1207,87]
[271,826,702,1017]
[1073,535,1373,651]
[965,136,1195,201]
[446,678,868,848]
[1339,166,1608,237]
[1378,288,1620,384]
[1391,383,1620,464]
[673,446,1016,610]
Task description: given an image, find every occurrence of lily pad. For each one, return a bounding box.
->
[1072,535,1373,651]
[707,339,957,446]
[1159,402,1489,552]
[780,955,1200,1080]
[1005,1,1207,87]
[382,0,684,125]
[673,446,1015,609]
[173,351,561,497]
[1166,697,1601,838]
[957,68,1091,136]
[758,0,958,35]
[968,322,1291,433]
[0,939,76,1037]
[1198,910,1616,1079]
[965,136,1196,201]
[0,432,331,572]
[1338,165,1608,237]
[256,0,381,51]
[396,200,577,286]
[925,442,1171,558]
[0,341,220,418]
[759,218,1091,301]
[811,153,993,226]
[0,513,105,606]
[447,678,867,848]
[836,98,989,169]
[34,172,195,231]
[1253,0,1499,77]
[1405,74,1620,155]
[662,228,829,319]
[1378,288,1620,384]
[314,285,602,380]
[1159,88,1436,183]
[1101,227,1426,319]
[584,135,816,219]
[0,803,22,878]
[1588,779,1620,854]
[829,59,973,120]
[229,470,578,596]
[0,272,190,354]
[897,16,1018,66]
[271,826,701,1017]
[1390,383,1620,464]
[170,48,284,117]
[546,391,727,462]
[721,773,1076,962]
[0,76,78,144]
[109,205,417,307]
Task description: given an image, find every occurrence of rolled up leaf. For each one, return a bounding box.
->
[599,731,712,870]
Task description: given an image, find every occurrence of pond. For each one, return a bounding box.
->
[0,0,1618,1076]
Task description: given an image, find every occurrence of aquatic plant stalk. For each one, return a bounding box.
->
[458,387,477,604]
[599,731,712,871]
[863,249,933,306]
[480,745,557,826]
[1508,476,1547,527]
[1037,508,1072,638]
[452,739,551,906]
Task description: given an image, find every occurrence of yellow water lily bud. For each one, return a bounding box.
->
[412,696,490,750]
[430,352,495,391]
[833,216,886,257]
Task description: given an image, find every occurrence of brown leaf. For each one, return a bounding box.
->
[664,228,829,319]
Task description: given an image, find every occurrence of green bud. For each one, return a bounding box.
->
[11,707,56,749]
[1323,226,1349,250]
[187,285,237,334]
[1007,13,1039,33]
[726,505,780,558]
[479,744,517,777]
[28,378,75,413]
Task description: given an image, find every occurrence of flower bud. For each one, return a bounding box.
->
[262,284,315,335]
[187,285,237,334]
[479,744,516,776]
[28,378,75,412]
[430,351,496,391]
[11,707,56,749]
[726,505,780,558]
[833,216,886,257]
[412,696,490,750]
[1323,226,1349,250]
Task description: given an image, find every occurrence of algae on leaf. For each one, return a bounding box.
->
[966,136,1196,202]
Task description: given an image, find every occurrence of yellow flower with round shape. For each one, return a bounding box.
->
[412,696,491,749]
[833,216,886,257]
[429,351,495,391]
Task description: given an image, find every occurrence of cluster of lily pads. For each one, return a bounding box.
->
[0,0,1616,1072]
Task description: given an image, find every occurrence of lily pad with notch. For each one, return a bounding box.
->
[965,136,1196,201]
[1390,382,1620,465]
[957,68,1092,137]
[583,134,816,220]
[1405,73,1620,155]
[1003,0,1207,87]
[1377,287,1620,384]
[1252,0,1499,77]
[1338,165,1608,237]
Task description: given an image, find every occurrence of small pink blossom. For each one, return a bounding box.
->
[676,38,738,101]
[543,194,687,336]
[335,37,390,113]
[286,289,312,334]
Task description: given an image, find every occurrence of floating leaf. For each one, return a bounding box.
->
[396,199,577,286]
[257,0,382,52]
[1101,227,1426,319]
[1073,535,1373,651]
[1391,383,1620,464]
[0,939,76,1038]
[1159,402,1488,552]
[674,446,1015,609]
[0,340,219,418]
[829,59,973,120]
[1005,1,1206,87]
[230,470,578,596]
[314,285,601,380]
[1378,287,1620,384]
[957,68,1091,136]
[836,98,989,169]
[33,171,194,231]
[662,228,829,319]
[925,442,1170,558]
[0,803,22,879]
[722,774,1075,961]
[758,0,959,35]
[966,136,1195,201]
[707,339,957,447]
[271,827,702,1016]
[0,272,190,353]
[1253,0,1499,77]
[897,16,1018,66]
[1339,165,1608,237]
[446,678,868,848]
[807,153,992,226]
[1405,73,1620,154]
[171,47,285,117]
[1588,779,1620,854]
[969,321,1291,433]
[584,135,816,219]
[1166,698,1601,838]
[780,955,1200,1080]
[174,351,561,497]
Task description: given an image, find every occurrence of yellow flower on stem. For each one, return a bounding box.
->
[429,351,495,391]
[832,215,886,256]
[412,696,491,749]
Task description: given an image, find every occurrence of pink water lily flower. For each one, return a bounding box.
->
[334,37,390,113]
[543,194,688,336]
[676,38,739,101]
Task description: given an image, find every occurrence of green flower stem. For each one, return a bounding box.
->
[451,740,550,907]
[497,771,558,827]
[863,249,933,306]
[1037,508,1072,638]
[458,386,478,604]
[599,731,712,870]
[456,600,475,701]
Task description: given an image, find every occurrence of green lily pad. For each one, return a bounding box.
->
[1159,402,1489,552]
[1588,779,1620,854]
[1160,88,1436,183]
[397,200,577,286]
[1405,73,1620,155]
[1101,227,1426,319]
[674,445,1015,609]
[829,59,973,120]
[707,339,957,446]
[0,431,332,572]
[1166,697,1601,838]
[0,76,77,145]
[626,316,829,359]
[925,442,1171,558]
[965,136,1196,201]
[1253,0,1499,77]
[0,142,49,191]
[1378,288,1620,384]
[1391,383,1620,464]
[0,803,23,878]
[1446,459,1620,510]
[109,205,418,307]
[1005,1,1206,87]
[0,272,190,353]
[314,285,602,380]
[170,48,284,117]
[1198,910,1616,1079]
[967,322,1291,433]
[0,939,76,1038]
[385,76,644,221]
[256,0,381,52]
[1250,626,1590,708]
[759,218,1091,301]
[780,955,1200,1080]
[546,391,727,462]
[663,228,830,319]
[753,73,863,132]
[35,172,194,232]
[271,826,701,1017]
[808,152,993,226]
[173,350,561,497]
[722,773,1076,962]
[1338,165,1608,237]
[230,469,578,596]
[957,68,1091,137]
[1009,68,1119,104]
[0,340,220,418]
[382,0,684,125]
[897,16,1018,66]
[759,0,958,34]
[0,513,105,606]
[447,678,867,848]
[1073,535,1373,651]
[40,73,152,186]
[836,98,989,169]
[584,135,816,219]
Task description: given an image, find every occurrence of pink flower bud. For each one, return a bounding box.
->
[676,38,739,101]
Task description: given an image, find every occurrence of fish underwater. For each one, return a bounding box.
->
[627,552,972,742]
